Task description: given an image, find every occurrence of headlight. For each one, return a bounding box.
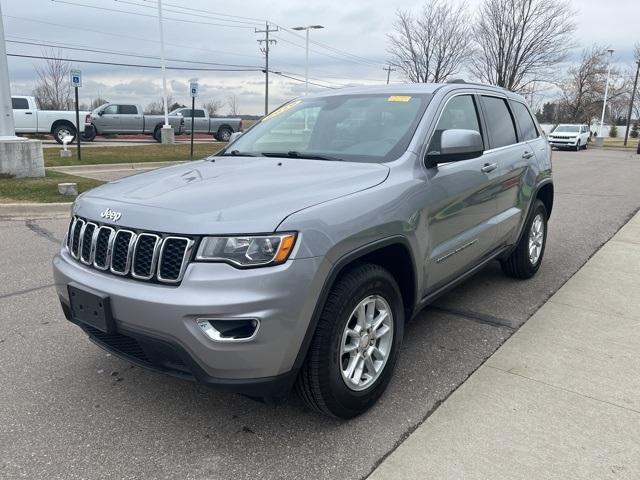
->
[195,233,296,267]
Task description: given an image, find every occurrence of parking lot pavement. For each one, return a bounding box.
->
[1,149,639,480]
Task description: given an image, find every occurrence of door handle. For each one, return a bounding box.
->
[481,163,497,173]
[522,151,534,159]
[25,112,33,115]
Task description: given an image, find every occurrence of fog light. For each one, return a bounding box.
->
[196,318,260,342]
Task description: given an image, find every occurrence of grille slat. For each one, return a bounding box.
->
[80,223,97,264]
[93,226,114,270]
[132,234,160,280]
[66,216,193,284]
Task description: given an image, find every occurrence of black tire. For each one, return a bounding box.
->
[296,263,404,419]
[216,126,232,142]
[153,126,162,143]
[582,140,588,150]
[501,199,548,279]
[52,123,76,145]
[81,126,96,142]
[575,141,580,152]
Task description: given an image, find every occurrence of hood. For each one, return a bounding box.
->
[75,157,389,234]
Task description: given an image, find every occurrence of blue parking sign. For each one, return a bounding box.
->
[70,69,82,88]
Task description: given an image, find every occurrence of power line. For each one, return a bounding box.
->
[6,53,260,72]
[270,71,336,89]
[140,0,266,24]
[50,0,256,29]
[3,16,263,61]
[6,39,262,69]
[115,0,263,26]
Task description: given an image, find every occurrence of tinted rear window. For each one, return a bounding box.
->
[12,97,29,109]
[119,105,138,114]
[511,101,538,141]
[480,96,517,148]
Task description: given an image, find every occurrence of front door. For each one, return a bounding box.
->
[98,104,120,133]
[12,97,35,132]
[421,94,500,292]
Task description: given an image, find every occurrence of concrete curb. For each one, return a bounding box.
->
[0,202,71,219]
[48,160,189,174]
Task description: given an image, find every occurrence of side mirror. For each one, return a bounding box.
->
[425,129,483,168]
[228,131,243,143]
[97,110,104,116]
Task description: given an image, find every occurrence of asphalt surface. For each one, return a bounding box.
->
[1,148,640,480]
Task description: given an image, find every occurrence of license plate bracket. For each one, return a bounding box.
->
[68,283,114,333]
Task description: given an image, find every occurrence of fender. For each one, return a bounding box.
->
[510,178,554,254]
[291,235,418,371]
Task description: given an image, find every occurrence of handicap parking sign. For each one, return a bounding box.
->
[70,69,82,88]
[190,81,198,97]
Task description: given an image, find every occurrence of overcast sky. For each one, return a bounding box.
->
[3,0,639,114]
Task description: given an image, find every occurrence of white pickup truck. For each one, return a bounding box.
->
[12,95,88,144]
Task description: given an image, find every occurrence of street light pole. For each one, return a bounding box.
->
[0,0,17,139]
[156,0,169,129]
[292,25,324,95]
[599,48,615,137]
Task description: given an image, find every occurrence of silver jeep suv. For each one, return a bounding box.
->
[53,82,553,418]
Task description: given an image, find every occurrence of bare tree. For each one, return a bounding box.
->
[558,45,629,124]
[32,49,73,110]
[387,0,472,83]
[227,94,239,116]
[471,0,576,91]
[90,97,108,109]
[203,99,224,117]
[145,96,174,114]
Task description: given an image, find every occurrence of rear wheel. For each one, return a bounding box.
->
[216,126,232,142]
[53,124,76,144]
[296,264,404,418]
[501,199,548,279]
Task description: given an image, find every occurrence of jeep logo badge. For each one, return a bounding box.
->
[100,207,122,222]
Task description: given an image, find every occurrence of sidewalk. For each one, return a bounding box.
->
[369,211,640,480]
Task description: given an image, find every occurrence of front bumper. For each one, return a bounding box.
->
[548,138,579,148]
[53,248,326,395]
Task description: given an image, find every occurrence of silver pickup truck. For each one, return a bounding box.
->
[82,103,184,142]
[170,107,242,142]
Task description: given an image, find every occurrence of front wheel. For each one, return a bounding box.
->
[53,124,76,144]
[153,127,162,143]
[501,199,548,279]
[575,141,581,152]
[296,264,404,418]
[81,126,96,142]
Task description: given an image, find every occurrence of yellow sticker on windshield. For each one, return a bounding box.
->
[388,95,412,102]
[263,100,301,121]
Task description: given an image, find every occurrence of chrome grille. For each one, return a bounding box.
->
[66,216,194,284]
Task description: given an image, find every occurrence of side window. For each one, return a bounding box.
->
[195,109,205,118]
[12,97,29,109]
[103,105,118,114]
[427,95,481,155]
[181,109,192,117]
[511,101,539,141]
[119,105,138,115]
[480,96,518,148]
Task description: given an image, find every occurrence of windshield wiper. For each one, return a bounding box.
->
[261,151,344,162]
[220,150,259,157]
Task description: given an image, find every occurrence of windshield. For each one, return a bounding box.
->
[554,125,580,133]
[222,93,431,163]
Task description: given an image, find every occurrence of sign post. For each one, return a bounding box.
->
[70,69,82,161]
[189,81,198,158]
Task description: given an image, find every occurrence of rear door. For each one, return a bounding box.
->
[422,93,501,291]
[118,104,142,133]
[12,97,35,132]
[481,96,537,245]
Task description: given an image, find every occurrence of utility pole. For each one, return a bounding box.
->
[624,58,640,147]
[383,65,396,84]
[256,22,278,116]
